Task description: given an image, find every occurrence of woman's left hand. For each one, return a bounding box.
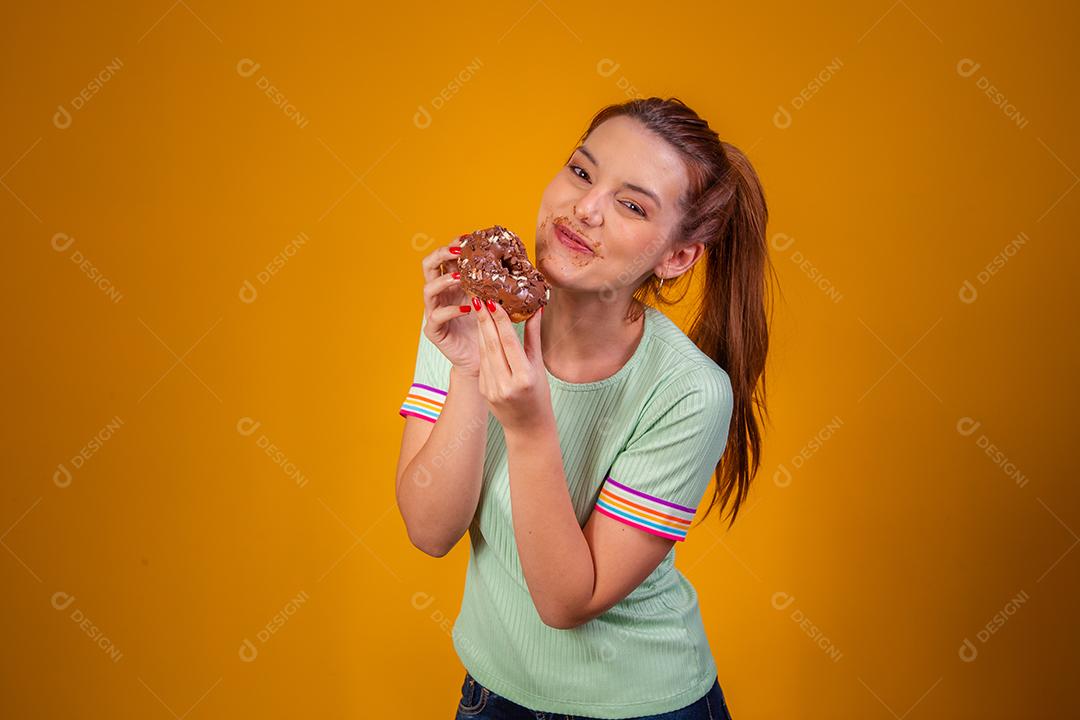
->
[474,298,552,435]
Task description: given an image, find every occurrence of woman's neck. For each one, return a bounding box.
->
[540,291,645,384]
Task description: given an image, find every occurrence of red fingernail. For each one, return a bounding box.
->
[448,247,462,255]
[459,305,471,313]
[452,271,460,279]
[486,300,497,313]
[472,297,482,311]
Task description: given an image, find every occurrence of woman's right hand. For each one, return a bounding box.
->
[422,243,480,377]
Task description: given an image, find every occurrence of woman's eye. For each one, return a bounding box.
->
[567,164,645,217]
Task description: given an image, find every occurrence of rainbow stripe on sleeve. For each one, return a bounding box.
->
[399,383,447,423]
[594,477,696,542]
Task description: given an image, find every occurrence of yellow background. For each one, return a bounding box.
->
[3,1,1078,717]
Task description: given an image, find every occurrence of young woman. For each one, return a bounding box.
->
[395,97,772,719]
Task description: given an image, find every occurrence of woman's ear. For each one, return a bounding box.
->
[654,241,706,278]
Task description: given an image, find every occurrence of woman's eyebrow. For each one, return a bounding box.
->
[573,145,663,210]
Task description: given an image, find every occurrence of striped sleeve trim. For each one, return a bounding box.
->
[594,477,696,542]
[398,383,447,423]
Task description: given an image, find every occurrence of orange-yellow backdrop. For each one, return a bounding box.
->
[2,1,1077,718]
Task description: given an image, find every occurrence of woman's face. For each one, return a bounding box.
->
[535,114,693,302]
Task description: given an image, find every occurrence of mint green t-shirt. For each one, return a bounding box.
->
[398,305,734,719]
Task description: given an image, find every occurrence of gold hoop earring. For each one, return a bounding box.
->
[657,274,665,293]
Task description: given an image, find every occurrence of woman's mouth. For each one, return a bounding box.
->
[554,223,594,255]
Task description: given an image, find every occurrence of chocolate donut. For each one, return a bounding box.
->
[446,225,549,323]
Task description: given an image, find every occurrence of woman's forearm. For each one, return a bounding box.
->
[504,418,595,628]
[396,368,489,556]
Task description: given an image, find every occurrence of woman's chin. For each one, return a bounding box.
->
[539,245,584,273]
[536,265,599,299]
[537,255,573,286]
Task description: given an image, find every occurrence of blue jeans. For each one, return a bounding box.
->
[454,671,734,720]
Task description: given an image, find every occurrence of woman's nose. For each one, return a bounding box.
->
[573,200,601,226]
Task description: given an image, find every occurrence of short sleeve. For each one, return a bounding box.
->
[593,367,734,542]
[398,312,453,423]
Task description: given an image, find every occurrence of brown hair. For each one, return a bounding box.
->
[579,97,775,529]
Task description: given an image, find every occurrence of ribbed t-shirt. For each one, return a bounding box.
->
[398,304,734,719]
